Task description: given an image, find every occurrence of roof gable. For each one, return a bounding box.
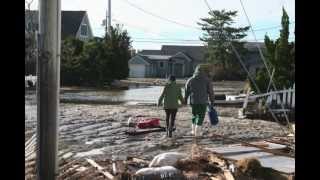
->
[25,10,87,38]
[129,55,150,65]
[171,52,192,62]
[61,11,86,38]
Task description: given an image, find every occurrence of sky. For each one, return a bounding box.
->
[26,0,295,50]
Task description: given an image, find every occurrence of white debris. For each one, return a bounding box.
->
[127,116,136,127]
[135,166,181,177]
[229,164,235,173]
[61,152,74,159]
[76,166,88,172]
[149,152,187,167]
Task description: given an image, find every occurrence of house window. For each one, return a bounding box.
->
[80,24,88,36]
[160,62,164,68]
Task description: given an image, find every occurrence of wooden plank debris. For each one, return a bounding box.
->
[241,142,269,148]
[86,158,114,180]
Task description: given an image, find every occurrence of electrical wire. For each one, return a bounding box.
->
[239,0,293,132]
[120,0,201,31]
[203,0,290,134]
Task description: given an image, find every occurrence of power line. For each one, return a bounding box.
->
[132,41,204,44]
[203,0,290,133]
[121,0,294,33]
[112,17,295,41]
[93,25,294,43]
[132,37,294,41]
[253,21,295,31]
[111,1,294,42]
[120,0,201,31]
[112,18,174,38]
[203,0,294,33]
[239,0,293,130]
[132,38,201,41]
[91,26,294,43]
[95,9,295,44]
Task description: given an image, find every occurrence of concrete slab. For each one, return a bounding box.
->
[206,142,295,174]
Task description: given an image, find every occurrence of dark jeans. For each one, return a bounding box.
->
[164,109,177,137]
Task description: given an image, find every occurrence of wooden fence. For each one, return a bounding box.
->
[249,85,295,110]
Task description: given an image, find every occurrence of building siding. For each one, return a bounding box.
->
[76,13,94,41]
[129,43,264,78]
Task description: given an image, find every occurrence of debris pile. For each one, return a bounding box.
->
[26,143,294,180]
[174,145,234,180]
[234,158,293,180]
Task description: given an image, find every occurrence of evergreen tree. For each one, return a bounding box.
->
[60,25,132,87]
[252,8,295,92]
[25,32,37,75]
[198,9,249,80]
[80,37,111,86]
[60,37,85,85]
[105,25,132,80]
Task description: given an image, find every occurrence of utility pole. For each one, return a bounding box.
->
[107,0,111,35]
[37,0,61,179]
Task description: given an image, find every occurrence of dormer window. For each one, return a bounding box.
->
[80,24,88,36]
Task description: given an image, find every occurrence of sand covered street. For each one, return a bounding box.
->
[25,102,290,161]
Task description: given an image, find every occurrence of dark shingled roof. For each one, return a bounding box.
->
[161,45,207,62]
[61,11,86,39]
[135,43,266,64]
[244,42,266,51]
[139,50,162,55]
[25,10,86,39]
[137,54,172,64]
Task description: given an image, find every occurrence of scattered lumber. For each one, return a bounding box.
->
[86,158,114,180]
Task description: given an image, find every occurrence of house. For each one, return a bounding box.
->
[129,43,265,78]
[243,42,266,75]
[25,10,94,41]
[129,46,207,78]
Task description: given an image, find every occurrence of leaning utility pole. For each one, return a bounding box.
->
[107,0,111,35]
[36,0,61,179]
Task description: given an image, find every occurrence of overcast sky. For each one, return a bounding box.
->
[26,0,295,50]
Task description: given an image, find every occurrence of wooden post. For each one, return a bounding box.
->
[36,0,61,179]
[266,94,271,105]
[292,90,295,108]
[287,88,292,108]
[277,93,281,106]
[238,87,251,119]
[282,89,287,108]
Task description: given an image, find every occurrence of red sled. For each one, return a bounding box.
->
[136,118,160,129]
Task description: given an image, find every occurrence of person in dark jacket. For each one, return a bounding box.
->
[184,65,215,137]
[158,75,184,137]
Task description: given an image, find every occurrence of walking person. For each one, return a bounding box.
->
[185,65,215,137]
[158,75,184,138]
